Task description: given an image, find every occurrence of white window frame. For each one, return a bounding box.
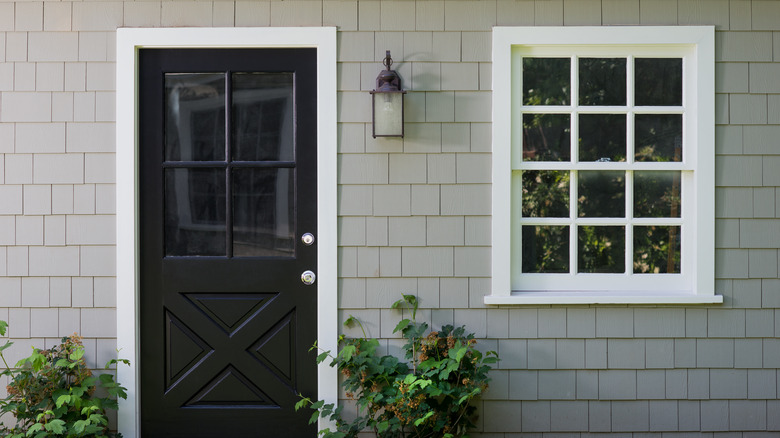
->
[488,26,720,305]
[115,27,338,437]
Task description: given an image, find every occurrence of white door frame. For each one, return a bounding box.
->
[115,27,338,437]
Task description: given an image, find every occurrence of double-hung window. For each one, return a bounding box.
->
[489,27,720,304]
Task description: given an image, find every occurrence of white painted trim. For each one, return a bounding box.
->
[116,27,338,437]
[489,26,719,305]
[484,290,723,305]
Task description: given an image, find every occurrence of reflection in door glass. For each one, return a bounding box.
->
[164,168,226,256]
[165,74,226,161]
[233,168,294,257]
[232,73,294,162]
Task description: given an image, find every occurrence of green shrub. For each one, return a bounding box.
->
[0,321,128,438]
[297,295,498,438]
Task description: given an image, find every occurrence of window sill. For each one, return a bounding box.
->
[484,290,723,305]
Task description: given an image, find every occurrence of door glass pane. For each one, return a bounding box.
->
[635,114,683,162]
[523,58,571,106]
[522,170,569,217]
[635,58,682,106]
[522,226,569,273]
[578,226,625,273]
[523,114,571,161]
[232,73,294,162]
[634,171,681,218]
[579,114,627,162]
[233,168,295,257]
[165,168,226,256]
[165,74,226,161]
[578,171,625,218]
[634,225,681,273]
[579,58,627,106]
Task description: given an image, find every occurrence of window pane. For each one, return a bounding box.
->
[578,226,625,273]
[578,114,627,162]
[523,114,571,161]
[579,58,627,106]
[635,58,682,106]
[233,168,295,257]
[634,225,681,273]
[165,168,226,256]
[523,58,570,106]
[522,170,570,217]
[232,73,294,161]
[635,114,683,162]
[165,73,226,161]
[634,171,681,218]
[522,226,569,273]
[578,171,625,217]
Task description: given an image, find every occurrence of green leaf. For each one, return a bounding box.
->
[73,420,89,434]
[403,374,417,385]
[376,420,390,433]
[55,394,71,408]
[25,423,43,437]
[316,352,329,364]
[44,419,66,434]
[414,411,434,426]
[69,347,85,361]
[0,340,13,352]
[0,320,7,336]
[295,397,310,411]
[392,319,410,334]
[309,411,320,425]
[339,345,356,361]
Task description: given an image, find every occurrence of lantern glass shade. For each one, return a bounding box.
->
[372,91,404,137]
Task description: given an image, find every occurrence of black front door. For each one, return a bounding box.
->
[138,48,317,437]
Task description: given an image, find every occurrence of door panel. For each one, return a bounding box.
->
[139,48,317,437]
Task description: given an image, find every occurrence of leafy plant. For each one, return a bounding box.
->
[297,295,498,438]
[0,321,129,438]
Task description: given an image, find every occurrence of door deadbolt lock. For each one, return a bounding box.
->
[301,270,316,285]
[301,233,315,246]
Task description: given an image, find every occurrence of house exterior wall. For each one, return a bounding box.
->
[0,0,778,435]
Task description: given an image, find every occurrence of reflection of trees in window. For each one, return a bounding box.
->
[519,55,685,277]
[522,58,570,106]
[579,58,626,106]
[635,58,682,106]
[578,171,625,218]
[522,226,569,273]
[635,114,682,162]
[522,171,569,217]
[578,226,625,273]
[634,171,681,218]
[522,114,570,161]
[579,114,626,162]
[634,226,681,273]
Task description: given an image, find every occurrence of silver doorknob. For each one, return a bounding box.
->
[301,270,316,285]
[301,233,315,246]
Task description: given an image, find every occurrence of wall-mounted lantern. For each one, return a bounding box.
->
[370,51,406,138]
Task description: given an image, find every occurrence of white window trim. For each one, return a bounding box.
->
[488,26,720,305]
[116,27,338,437]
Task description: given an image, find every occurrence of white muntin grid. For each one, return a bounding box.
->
[511,45,693,292]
